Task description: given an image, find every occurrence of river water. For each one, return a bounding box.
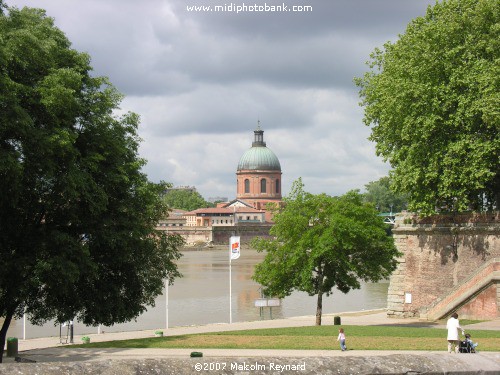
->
[7,247,389,339]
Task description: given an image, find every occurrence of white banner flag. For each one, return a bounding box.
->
[230,236,240,260]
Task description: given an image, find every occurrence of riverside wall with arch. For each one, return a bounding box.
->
[387,212,500,320]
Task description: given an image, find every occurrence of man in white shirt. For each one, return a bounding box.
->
[446,312,464,353]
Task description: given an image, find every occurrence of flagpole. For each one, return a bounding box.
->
[229,235,240,325]
[166,276,169,330]
[229,254,232,324]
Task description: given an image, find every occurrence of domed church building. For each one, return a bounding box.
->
[235,125,282,220]
[159,125,283,244]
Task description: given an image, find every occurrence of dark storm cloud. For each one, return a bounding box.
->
[172,0,432,39]
[167,34,370,90]
[125,84,313,137]
[16,0,435,97]
[147,0,436,93]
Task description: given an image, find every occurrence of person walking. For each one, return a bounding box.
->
[337,328,347,351]
[446,312,464,353]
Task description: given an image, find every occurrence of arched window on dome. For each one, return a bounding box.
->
[260,178,267,193]
[244,179,250,193]
[276,179,280,194]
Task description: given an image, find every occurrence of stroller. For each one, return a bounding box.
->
[458,333,477,353]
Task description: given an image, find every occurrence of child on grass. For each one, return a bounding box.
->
[337,328,347,351]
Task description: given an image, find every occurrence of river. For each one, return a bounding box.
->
[6,247,388,339]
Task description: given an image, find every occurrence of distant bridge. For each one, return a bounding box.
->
[379,213,396,225]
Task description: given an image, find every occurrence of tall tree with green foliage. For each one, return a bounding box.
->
[162,188,212,211]
[363,176,408,213]
[355,0,499,214]
[252,179,399,326]
[0,5,183,360]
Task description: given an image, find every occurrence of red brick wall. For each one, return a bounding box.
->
[459,283,499,320]
[236,170,282,200]
[387,213,500,319]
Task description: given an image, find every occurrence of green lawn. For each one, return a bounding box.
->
[75,325,500,351]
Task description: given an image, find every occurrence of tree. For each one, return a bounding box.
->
[363,176,408,213]
[0,5,183,360]
[162,188,212,211]
[252,179,399,326]
[355,0,499,214]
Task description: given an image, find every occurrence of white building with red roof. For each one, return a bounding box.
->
[184,202,266,227]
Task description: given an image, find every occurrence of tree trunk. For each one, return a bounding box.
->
[315,265,324,326]
[0,312,13,363]
[315,291,323,326]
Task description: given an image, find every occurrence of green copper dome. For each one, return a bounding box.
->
[237,127,281,171]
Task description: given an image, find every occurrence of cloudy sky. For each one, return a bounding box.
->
[9,0,435,201]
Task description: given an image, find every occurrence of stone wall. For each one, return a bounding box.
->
[2,354,500,375]
[387,212,500,319]
[212,224,273,245]
[157,224,273,247]
[156,226,213,245]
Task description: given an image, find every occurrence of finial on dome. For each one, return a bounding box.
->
[253,124,265,147]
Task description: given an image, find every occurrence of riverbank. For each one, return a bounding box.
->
[4,310,499,358]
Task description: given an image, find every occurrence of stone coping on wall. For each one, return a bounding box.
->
[393,223,500,235]
[396,212,499,225]
[1,354,500,375]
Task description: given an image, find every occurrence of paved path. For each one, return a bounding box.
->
[3,309,499,364]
